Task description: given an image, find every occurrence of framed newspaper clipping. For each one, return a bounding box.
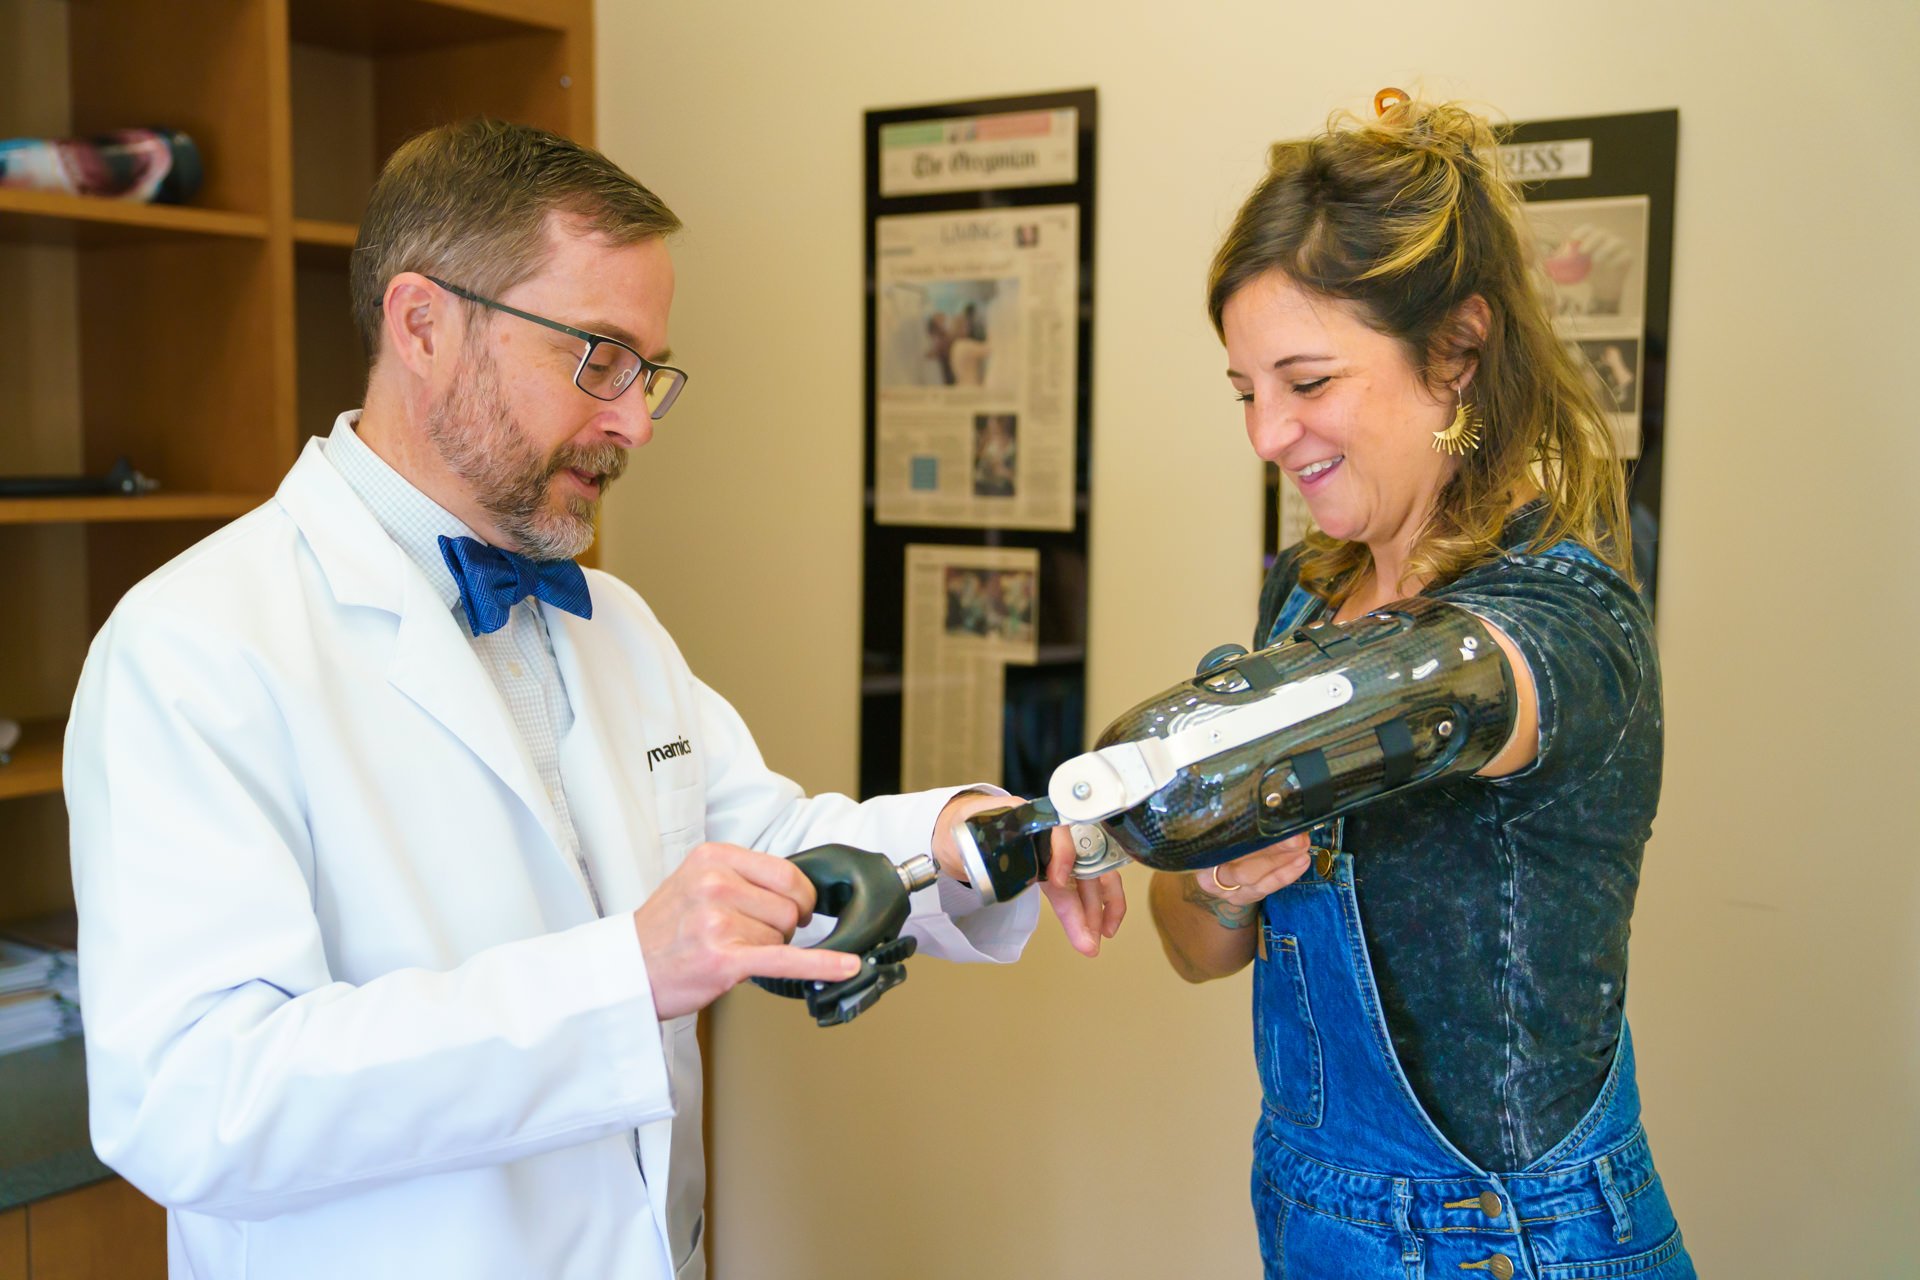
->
[860,89,1096,798]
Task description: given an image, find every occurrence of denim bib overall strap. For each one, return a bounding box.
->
[1250,581,1692,1280]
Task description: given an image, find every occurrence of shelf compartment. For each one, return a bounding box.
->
[0,718,63,802]
[0,494,262,527]
[0,189,269,249]
[287,2,589,231]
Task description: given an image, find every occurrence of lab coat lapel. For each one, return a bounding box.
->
[386,571,564,851]
[274,441,591,915]
[548,599,688,1265]
[546,598,661,911]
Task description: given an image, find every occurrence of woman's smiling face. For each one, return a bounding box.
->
[1222,269,1462,556]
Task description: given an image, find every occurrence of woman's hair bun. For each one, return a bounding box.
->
[1360,91,1499,168]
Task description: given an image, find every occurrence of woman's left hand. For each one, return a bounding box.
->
[1191,833,1314,910]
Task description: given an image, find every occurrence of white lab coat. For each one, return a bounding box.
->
[64,439,1037,1279]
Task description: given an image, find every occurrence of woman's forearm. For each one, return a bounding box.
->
[1148,872,1260,982]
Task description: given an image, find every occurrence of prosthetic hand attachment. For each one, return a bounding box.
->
[955,596,1516,900]
[752,845,939,1026]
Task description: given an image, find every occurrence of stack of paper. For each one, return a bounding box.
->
[0,938,56,994]
[3,914,78,1001]
[0,919,82,1056]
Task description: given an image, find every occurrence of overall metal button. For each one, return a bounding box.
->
[1460,1255,1514,1280]
[1479,1190,1503,1219]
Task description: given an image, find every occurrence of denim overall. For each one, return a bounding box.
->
[1249,577,1694,1280]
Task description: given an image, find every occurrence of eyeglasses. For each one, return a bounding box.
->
[425,276,688,418]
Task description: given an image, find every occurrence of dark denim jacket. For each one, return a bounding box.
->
[1255,504,1662,1171]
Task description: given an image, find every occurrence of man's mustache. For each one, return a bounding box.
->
[547,443,628,486]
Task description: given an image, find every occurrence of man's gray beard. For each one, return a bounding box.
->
[425,348,626,561]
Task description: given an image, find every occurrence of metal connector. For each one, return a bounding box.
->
[894,853,940,894]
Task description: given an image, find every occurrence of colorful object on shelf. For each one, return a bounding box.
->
[0,128,202,204]
[0,456,161,498]
[0,718,18,766]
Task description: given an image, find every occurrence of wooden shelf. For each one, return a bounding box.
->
[294,218,358,268]
[0,719,63,803]
[0,494,262,526]
[294,218,358,248]
[289,0,570,54]
[0,188,268,248]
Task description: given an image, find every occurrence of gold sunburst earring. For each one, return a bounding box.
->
[1432,386,1483,456]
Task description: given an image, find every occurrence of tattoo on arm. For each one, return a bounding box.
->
[1181,877,1261,929]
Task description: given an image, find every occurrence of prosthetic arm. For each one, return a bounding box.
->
[764,596,1514,1024]
[955,596,1516,902]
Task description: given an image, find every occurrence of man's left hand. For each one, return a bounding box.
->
[931,791,1127,958]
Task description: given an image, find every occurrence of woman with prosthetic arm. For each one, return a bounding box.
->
[944,90,1693,1279]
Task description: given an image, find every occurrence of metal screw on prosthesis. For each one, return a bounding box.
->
[895,854,940,894]
[1068,824,1129,879]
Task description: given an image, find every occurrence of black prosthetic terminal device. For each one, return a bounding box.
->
[954,798,1061,904]
[753,844,936,1027]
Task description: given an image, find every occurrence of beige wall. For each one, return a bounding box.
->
[594,2,1919,1275]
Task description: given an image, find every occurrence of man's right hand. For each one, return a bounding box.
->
[633,842,862,1021]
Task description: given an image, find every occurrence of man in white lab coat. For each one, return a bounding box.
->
[64,119,1122,1280]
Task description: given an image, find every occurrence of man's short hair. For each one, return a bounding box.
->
[350,118,681,359]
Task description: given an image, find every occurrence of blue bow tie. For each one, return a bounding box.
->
[437,535,593,636]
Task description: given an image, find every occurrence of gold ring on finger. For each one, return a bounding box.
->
[1208,865,1242,894]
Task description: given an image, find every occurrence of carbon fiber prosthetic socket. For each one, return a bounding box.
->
[1084,597,1514,873]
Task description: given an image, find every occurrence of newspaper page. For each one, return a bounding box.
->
[874,205,1079,531]
[899,543,1040,791]
[1522,195,1651,459]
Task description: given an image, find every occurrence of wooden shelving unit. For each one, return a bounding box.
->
[0,1,593,1272]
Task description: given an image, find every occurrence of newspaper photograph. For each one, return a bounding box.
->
[899,543,1040,791]
[874,205,1079,530]
[1523,195,1650,458]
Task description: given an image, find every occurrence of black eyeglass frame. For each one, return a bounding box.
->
[424,275,687,418]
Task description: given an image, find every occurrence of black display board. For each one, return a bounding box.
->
[859,89,1097,800]
[1264,109,1679,613]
